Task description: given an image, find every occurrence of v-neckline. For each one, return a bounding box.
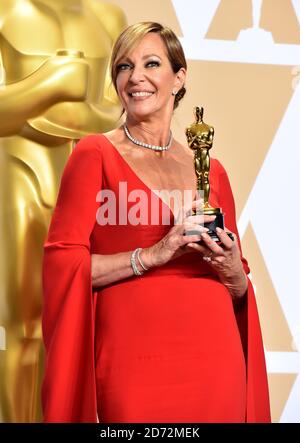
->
[101,134,176,222]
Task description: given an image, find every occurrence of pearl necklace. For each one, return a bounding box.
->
[123,124,172,152]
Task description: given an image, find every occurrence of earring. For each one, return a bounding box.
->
[172,90,177,96]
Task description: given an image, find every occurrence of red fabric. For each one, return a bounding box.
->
[42,134,271,422]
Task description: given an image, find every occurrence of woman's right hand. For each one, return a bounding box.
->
[141,200,216,268]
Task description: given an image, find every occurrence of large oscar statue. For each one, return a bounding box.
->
[0,0,126,422]
[185,106,233,241]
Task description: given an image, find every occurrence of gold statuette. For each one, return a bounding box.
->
[185,106,233,241]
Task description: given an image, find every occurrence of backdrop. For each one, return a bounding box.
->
[105,0,300,423]
[0,0,299,423]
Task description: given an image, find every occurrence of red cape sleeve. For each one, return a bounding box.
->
[41,135,102,422]
[216,160,271,423]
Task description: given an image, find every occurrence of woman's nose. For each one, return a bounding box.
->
[129,65,145,83]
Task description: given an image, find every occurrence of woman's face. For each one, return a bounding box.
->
[115,33,185,122]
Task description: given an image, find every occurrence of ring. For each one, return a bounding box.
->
[202,253,213,262]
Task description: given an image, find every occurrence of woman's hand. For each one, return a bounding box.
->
[188,227,248,299]
[140,198,216,268]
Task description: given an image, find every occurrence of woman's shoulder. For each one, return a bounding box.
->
[73,133,115,156]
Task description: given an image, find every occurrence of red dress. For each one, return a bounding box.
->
[41,134,271,423]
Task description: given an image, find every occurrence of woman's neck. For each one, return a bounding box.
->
[125,116,173,149]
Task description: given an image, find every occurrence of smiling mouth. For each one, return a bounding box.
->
[129,91,154,97]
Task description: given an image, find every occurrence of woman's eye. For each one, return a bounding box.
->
[117,63,132,72]
[146,61,160,68]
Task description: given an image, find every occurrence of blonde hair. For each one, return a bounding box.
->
[110,22,187,110]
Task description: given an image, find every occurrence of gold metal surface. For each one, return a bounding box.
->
[0,0,126,422]
[185,106,219,214]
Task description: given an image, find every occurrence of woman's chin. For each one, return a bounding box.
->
[127,109,154,121]
[127,105,165,122]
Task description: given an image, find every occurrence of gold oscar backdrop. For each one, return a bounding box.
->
[106,0,300,423]
[0,0,126,422]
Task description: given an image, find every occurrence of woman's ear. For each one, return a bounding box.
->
[175,67,186,91]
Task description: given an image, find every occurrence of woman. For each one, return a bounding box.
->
[42,22,271,423]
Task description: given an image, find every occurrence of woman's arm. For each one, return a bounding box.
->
[91,251,143,287]
[42,135,102,422]
[91,212,214,288]
[187,160,249,300]
[214,160,250,299]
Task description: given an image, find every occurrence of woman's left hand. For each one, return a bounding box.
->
[188,226,248,300]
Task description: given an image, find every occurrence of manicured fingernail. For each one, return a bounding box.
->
[216,227,222,233]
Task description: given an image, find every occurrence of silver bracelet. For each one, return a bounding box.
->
[130,248,144,276]
[136,248,149,271]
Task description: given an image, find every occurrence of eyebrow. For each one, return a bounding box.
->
[142,54,162,60]
[119,54,162,63]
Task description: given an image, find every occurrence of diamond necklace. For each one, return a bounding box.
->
[123,124,172,151]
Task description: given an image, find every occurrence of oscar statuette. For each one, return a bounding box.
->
[185,106,234,242]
